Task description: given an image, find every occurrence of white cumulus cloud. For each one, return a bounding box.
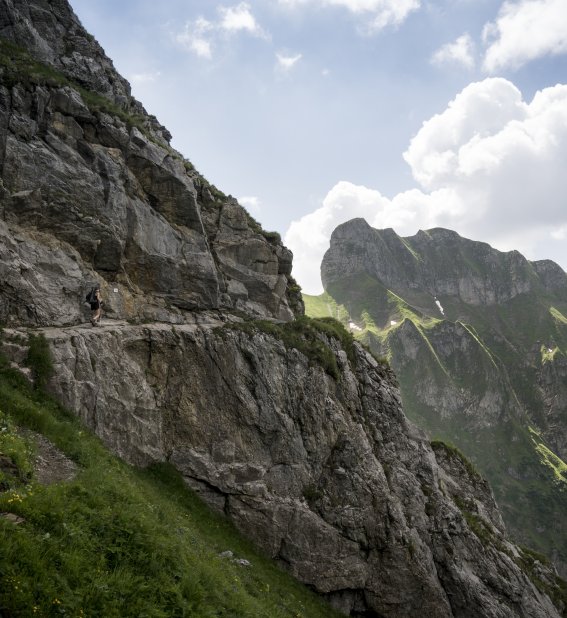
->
[278,0,420,31]
[175,17,214,58]
[432,33,475,69]
[276,52,303,71]
[483,0,567,72]
[218,2,269,38]
[174,3,268,58]
[285,78,567,294]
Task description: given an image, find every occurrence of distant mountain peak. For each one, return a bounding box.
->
[323,220,567,309]
[313,217,567,576]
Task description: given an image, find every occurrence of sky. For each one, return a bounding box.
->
[70,0,567,294]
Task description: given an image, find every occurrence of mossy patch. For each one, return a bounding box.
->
[529,427,567,485]
[541,345,561,364]
[431,439,482,482]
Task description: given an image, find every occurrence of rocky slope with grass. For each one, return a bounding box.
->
[2,319,565,617]
[310,218,567,576]
[0,0,566,616]
[0,352,344,618]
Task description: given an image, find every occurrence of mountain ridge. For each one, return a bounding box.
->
[314,218,567,575]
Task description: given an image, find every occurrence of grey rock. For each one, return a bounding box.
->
[218,550,234,559]
[322,219,567,311]
[320,217,567,577]
[0,47,298,323]
[2,321,561,617]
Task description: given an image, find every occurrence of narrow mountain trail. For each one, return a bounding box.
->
[4,316,226,340]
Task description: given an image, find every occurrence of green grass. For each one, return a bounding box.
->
[551,306,567,326]
[302,293,349,323]
[25,334,53,389]
[223,316,359,379]
[541,345,561,364]
[0,411,34,491]
[430,440,482,482]
[529,427,567,484]
[0,355,342,618]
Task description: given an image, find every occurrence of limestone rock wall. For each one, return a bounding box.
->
[0,0,297,326]
[322,219,567,312]
[2,322,561,617]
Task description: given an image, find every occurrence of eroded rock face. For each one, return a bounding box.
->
[538,353,567,462]
[322,219,567,311]
[319,217,567,577]
[0,0,297,325]
[0,0,133,107]
[2,321,561,617]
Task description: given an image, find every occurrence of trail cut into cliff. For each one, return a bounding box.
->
[0,1,566,616]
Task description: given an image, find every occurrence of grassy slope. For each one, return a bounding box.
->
[304,283,567,570]
[0,349,342,618]
[302,293,349,322]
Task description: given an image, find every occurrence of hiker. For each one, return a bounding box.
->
[87,285,103,326]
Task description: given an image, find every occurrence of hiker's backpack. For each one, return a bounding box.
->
[85,288,96,304]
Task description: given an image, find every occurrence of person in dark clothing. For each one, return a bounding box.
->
[89,286,103,326]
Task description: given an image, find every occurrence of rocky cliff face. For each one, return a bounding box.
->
[0,0,299,326]
[1,1,566,616]
[322,219,567,311]
[316,218,567,575]
[2,320,564,617]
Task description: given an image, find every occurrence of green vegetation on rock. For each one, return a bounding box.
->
[25,333,53,389]
[223,315,357,379]
[315,224,567,574]
[302,292,349,322]
[430,439,482,482]
[529,427,567,484]
[0,350,341,617]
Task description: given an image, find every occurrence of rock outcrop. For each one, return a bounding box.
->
[317,218,567,575]
[0,0,298,326]
[322,219,567,311]
[2,320,564,617]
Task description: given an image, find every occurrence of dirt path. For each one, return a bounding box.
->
[27,430,79,485]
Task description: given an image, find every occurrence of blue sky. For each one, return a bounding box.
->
[70,0,567,293]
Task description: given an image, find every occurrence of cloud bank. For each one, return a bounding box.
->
[483,0,567,72]
[285,78,567,293]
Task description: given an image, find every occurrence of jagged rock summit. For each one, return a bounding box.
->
[322,218,567,312]
[1,2,566,616]
[318,217,567,577]
[0,0,300,326]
